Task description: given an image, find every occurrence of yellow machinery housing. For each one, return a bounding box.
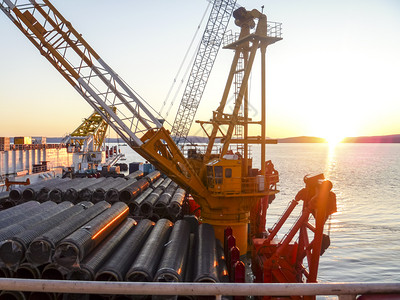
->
[2,1,282,254]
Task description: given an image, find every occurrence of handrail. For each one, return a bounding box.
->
[0,279,399,299]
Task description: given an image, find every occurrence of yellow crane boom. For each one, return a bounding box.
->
[1,0,282,253]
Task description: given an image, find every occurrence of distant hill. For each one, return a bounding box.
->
[7,134,400,144]
[342,134,400,143]
[277,136,326,143]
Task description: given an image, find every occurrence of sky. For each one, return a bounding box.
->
[0,0,399,140]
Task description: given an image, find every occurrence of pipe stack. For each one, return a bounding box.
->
[8,178,67,203]
[53,202,129,269]
[63,177,108,203]
[49,178,97,203]
[26,201,110,266]
[90,177,127,203]
[0,201,93,270]
[0,200,230,299]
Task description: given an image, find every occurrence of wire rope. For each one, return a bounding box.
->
[159,1,212,117]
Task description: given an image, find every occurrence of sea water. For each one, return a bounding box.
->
[119,143,400,283]
[260,143,400,283]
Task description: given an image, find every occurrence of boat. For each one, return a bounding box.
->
[0,110,126,192]
[0,1,399,299]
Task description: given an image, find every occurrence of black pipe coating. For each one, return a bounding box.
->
[26,201,110,266]
[154,219,191,282]
[67,218,136,281]
[0,201,40,229]
[95,219,154,282]
[168,188,186,219]
[53,202,129,269]
[127,170,144,180]
[150,177,164,190]
[34,179,70,202]
[8,178,64,201]
[0,202,93,269]
[0,201,69,244]
[15,262,41,279]
[105,178,137,203]
[193,223,219,283]
[83,177,124,203]
[143,171,161,185]
[128,188,153,215]
[154,184,178,218]
[48,178,96,203]
[0,290,26,300]
[125,218,173,282]
[41,263,68,280]
[119,178,149,203]
[139,187,164,217]
[63,177,107,203]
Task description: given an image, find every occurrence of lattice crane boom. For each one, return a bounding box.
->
[1,0,208,199]
[171,0,236,145]
[1,0,161,147]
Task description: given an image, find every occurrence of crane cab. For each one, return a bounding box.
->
[206,157,242,195]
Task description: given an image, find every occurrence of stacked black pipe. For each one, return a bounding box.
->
[0,201,93,270]
[63,177,108,203]
[26,201,111,266]
[0,201,230,299]
[53,202,129,269]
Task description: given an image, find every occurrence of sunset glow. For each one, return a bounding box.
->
[0,1,399,139]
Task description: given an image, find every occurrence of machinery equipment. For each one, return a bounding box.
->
[1,0,336,290]
[62,107,114,153]
[170,0,237,146]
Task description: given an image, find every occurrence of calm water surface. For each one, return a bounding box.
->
[260,143,400,283]
[121,143,400,283]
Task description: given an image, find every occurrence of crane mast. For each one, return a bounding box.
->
[1,0,281,253]
[171,0,236,145]
[0,0,208,200]
[2,1,339,287]
[1,0,161,146]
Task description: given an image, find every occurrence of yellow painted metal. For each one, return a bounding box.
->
[3,1,282,254]
[192,8,281,253]
[135,127,211,203]
[69,107,115,152]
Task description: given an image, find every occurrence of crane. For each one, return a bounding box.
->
[170,0,237,146]
[62,107,115,152]
[1,1,336,285]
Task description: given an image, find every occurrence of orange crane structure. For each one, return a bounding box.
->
[1,0,337,290]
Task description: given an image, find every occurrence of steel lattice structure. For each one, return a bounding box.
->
[171,0,237,146]
[1,0,162,148]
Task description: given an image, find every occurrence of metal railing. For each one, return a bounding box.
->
[267,21,283,39]
[223,21,283,47]
[0,279,399,299]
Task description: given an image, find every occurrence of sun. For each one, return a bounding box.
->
[324,134,344,146]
